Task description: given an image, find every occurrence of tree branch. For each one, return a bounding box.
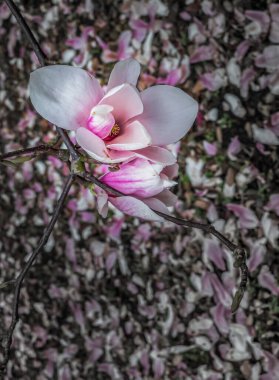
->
[0,144,69,162]
[0,174,75,372]
[4,0,47,66]
[78,171,248,313]
[4,0,78,161]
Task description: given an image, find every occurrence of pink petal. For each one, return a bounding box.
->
[210,303,230,335]
[107,59,141,91]
[109,196,163,221]
[265,194,279,216]
[226,204,259,229]
[117,30,133,59]
[235,40,252,62]
[245,10,270,34]
[247,244,266,272]
[227,136,241,156]
[29,65,103,130]
[152,357,165,379]
[101,159,164,198]
[203,238,226,271]
[270,5,279,43]
[258,266,279,295]
[203,140,218,156]
[100,84,143,124]
[162,163,179,179]
[190,45,215,63]
[209,273,231,307]
[137,85,198,145]
[154,189,177,207]
[107,120,151,151]
[143,197,172,215]
[199,69,226,91]
[255,46,279,69]
[76,127,110,162]
[96,188,108,217]
[76,128,135,163]
[133,146,176,165]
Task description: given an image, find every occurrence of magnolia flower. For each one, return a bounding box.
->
[29,59,198,166]
[97,158,178,221]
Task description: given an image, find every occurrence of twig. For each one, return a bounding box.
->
[0,174,75,372]
[4,0,46,66]
[78,171,248,313]
[4,0,78,161]
[0,145,69,162]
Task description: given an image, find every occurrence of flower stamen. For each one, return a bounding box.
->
[110,124,120,137]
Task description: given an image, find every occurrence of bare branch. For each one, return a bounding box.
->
[78,170,248,312]
[0,174,75,372]
[0,145,69,162]
[4,0,78,161]
[4,0,47,66]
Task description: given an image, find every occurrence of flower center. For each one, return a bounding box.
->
[110,124,120,137]
[86,104,117,140]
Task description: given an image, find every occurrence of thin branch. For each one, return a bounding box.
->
[0,174,75,372]
[4,0,78,161]
[78,171,248,313]
[56,128,80,161]
[4,0,47,66]
[0,145,69,161]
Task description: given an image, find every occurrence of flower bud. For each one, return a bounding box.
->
[100,158,176,198]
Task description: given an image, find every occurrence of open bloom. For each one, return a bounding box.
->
[29,59,198,166]
[97,158,179,221]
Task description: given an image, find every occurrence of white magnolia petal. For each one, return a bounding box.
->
[109,196,163,222]
[107,59,141,91]
[29,65,103,130]
[137,85,198,145]
[133,146,176,165]
[107,121,151,151]
[100,84,143,124]
[76,128,136,163]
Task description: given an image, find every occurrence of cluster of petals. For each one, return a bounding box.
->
[29,59,198,220]
[97,158,179,221]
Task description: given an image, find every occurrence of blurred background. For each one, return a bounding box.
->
[0,0,279,379]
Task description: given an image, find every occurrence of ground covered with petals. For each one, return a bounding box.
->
[0,0,278,379]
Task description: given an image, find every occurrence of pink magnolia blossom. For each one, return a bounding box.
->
[97,158,178,221]
[29,58,198,165]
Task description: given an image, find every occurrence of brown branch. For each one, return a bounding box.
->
[0,145,69,162]
[4,0,78,161]
[78,171,248,313]
[0,174,75,372]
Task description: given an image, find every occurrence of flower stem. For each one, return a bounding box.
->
[0,174,75,372]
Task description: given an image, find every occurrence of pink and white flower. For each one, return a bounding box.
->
[29,58,198,220]
[29,58,198,166]
[97,158,179,222]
